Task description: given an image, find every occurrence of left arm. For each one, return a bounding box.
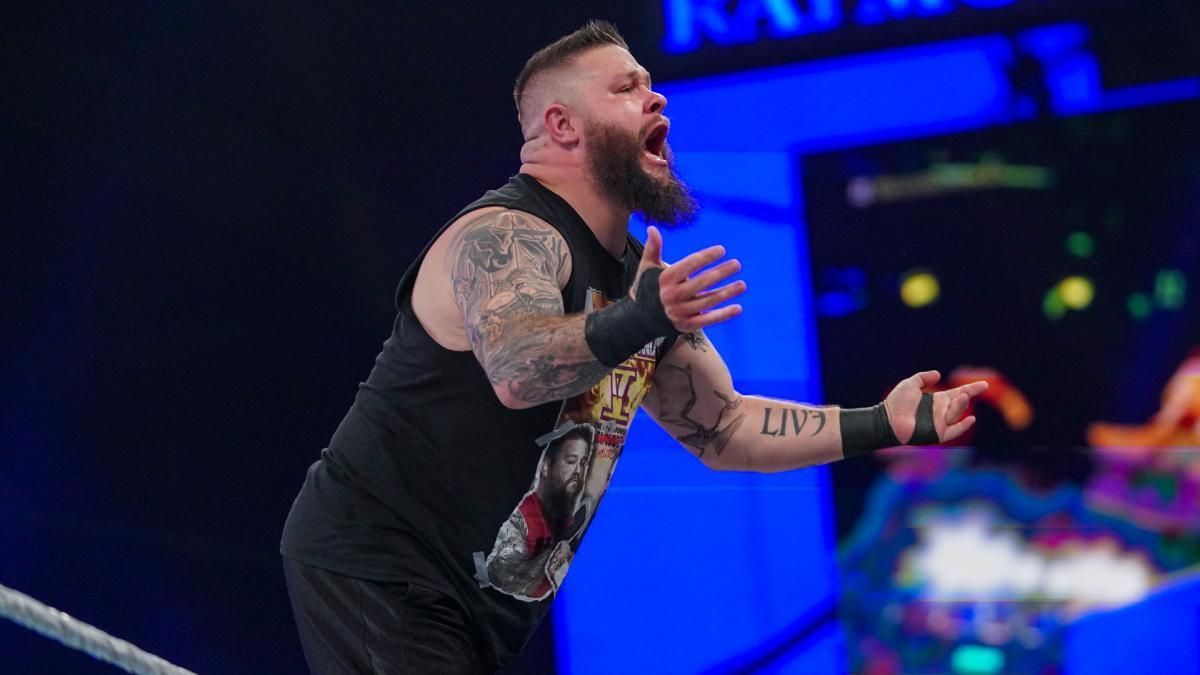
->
[642,331,986,472]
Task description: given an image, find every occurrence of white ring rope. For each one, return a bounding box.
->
[0,582,197,675]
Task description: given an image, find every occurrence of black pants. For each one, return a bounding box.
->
[283,558,487,674]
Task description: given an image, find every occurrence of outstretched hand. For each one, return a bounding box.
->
[883,370,989,444]
[632,226,747,332]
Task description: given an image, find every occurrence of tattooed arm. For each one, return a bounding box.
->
[642,330,843,472]
[643,331,988,471]
[446,209,611,409]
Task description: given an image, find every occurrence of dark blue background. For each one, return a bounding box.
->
[4,2,1197,673]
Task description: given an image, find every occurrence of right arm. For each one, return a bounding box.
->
[447,213,745,409]
[447,209,610,409]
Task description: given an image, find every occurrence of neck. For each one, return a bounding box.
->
[519,161,630,258]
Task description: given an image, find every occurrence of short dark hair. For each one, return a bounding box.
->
[545,424,594,462]
[513,20,629,122]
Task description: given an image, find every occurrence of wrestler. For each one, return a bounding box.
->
[281,20,987,673]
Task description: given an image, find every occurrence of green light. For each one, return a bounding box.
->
[1155,269,1186,310]
[951,644,1005,674]
[1066,232,1095,258]
[1043,287,1066,320]
[1128,293,1152,320]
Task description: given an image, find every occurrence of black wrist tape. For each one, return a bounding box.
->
[910,393,939,445]
[840,393,940,457]
[840,403,900,458]
[584,268,678,367]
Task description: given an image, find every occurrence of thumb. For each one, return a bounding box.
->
[642,226,663,266]
[915,370,941,388]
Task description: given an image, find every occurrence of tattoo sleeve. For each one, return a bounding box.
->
[447,210,611,405]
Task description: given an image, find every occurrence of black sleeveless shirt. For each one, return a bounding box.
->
[281,174,672,668]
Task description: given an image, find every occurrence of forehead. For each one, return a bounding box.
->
[559,436,588,454]
[572,44,647,83]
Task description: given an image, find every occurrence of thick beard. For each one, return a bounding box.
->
[584,119,698,228]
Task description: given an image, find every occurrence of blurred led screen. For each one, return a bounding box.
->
[805,100,1200,673]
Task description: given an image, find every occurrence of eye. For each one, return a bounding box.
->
[619,84,635,93]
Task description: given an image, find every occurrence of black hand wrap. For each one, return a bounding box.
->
[910,393,940,445]
[584,268,678,367]
[839,404,900,458]
[840,393,939,457]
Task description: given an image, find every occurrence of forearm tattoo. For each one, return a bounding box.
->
[759,406,827,437]
[448,211,610,403]
[654,363,745,458]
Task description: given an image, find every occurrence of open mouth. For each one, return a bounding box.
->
[643,124,669,163]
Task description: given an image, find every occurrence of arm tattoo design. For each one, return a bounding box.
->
[759,406,827,437]
[655,363,746,458]
[681,331,709,352]
[448,211,610,403]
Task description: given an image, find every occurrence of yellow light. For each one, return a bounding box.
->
[901,271,940,308]
[1058,276,1094,310]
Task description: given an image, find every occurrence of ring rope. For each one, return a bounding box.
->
[0,582,197,675]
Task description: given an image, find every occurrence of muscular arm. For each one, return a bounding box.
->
[642,330,846,472]
[644,331,984,471]
[447,209,610,409]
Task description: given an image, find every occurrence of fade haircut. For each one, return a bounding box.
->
[513,20,629,130]
[544,424,594,462]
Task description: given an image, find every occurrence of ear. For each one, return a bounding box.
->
[543,103,580,146]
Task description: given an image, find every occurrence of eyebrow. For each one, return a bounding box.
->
[614,68,652,89]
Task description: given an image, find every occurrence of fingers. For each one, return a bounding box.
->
[653,241,746,332]
[672,258,742,299]
[642,226,663,266]
[660,244,727,284]
[672,280,748,317]
[944,391,971,423]
[957,380,989,397]
[941,415,976,442]
[675,303,743,332]
[914,370,941,388]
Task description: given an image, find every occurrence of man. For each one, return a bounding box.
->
[281,20,987,674]
[486,424,593,602]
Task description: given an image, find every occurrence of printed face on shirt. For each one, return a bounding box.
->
[543,435,587,498]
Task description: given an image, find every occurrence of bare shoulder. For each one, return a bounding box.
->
[411,207,572,350]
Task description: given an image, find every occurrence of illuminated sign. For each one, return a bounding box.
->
[664,0,1022,53]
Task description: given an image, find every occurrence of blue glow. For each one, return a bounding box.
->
[555,423,842,675]
[663,0,1020,53]
[856,0,957,25]
[818,291,865,316]
[1019,24,1200,114]
[662,36,1016,153]
[1065,572,1200,674]
[557,18,1199,674]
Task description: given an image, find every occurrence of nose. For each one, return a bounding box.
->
[645,88,667,114]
